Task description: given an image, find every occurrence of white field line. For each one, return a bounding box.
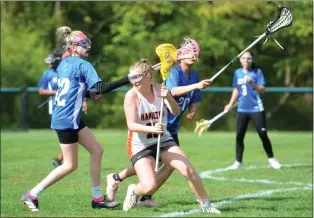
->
[154,163,312,217]
[155,187,312,217]
[200,164,312,187]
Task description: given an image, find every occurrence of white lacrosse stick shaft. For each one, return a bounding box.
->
[152,63,161,70]
[209,33,266,82]
[197,103,238,136]
[155,82,165,172]
[210,103,238,123]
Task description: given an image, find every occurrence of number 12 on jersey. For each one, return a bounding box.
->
[55,78,70,106]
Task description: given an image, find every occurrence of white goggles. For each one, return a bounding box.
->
[128,71,146,84]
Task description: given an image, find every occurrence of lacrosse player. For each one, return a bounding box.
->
[38,51,88,168]
[20,26,132,212]
[224,50,281,170]
[122,59,220,214]
[106,38,213,207]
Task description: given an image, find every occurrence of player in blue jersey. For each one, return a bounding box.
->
[20,26,129,212]
[39,51,88,168]
[106,38,212,207]
[224,50,281,170]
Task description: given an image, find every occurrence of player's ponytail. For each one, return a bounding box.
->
[56,26,72,44]
[56,26,73,59]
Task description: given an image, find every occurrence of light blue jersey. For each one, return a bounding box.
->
[232,68,265,113]
[51,56,101,130]
[166,65,202,135]
[38,68,58,114]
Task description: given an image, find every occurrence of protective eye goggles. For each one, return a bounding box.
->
[72,38,92,49]
[128,72,146,84]
[240,56,253,62]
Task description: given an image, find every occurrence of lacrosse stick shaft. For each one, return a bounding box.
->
[38,97,51,108]
[209,33,266,82]
[152,63,161,70]
[154,81,165,172]
[211,103,238,123]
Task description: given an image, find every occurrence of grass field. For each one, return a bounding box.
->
[1,130,313,217]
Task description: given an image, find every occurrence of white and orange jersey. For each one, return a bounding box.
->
[127,85,172,158]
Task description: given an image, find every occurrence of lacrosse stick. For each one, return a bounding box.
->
[38,98,51,108]
[209,6,293,82]
[195,103,238,137]
[154,43,177,172]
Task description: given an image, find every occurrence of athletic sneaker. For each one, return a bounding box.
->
[91,196,120,209]
[52,158,62,168]
[106,173,120,201]
[268,158,281,169]
[123,184,138,211]
[199,198,221,214]
[20,192,39,212]
[226,160,242,170]
[136,196,161,207]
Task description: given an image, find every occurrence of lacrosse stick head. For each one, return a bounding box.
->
[266,6,293,34]
[155,43,177,81]
[194,119,211,137]
[177,38,200,61]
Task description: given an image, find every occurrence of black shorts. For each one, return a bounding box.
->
[55,121,86,144]
[172,134,180,146]
[131,139,178,166]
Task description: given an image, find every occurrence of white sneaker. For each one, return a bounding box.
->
[123,184,138,211]
[199,198,221,214]
[106,173,120,201]
[226,161,242,170]
[268,158,281,169]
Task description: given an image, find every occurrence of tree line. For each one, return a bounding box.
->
[1,1,312,130]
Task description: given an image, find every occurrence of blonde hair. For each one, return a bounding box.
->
[129,59,152,75]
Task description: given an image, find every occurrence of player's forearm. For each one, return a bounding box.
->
[39,88,56,95]
[170,84,199,96]
[165,94,180,116]
[250,83,265,95]
[229,88,238,105]
[93,76,129,94]
[127,122,153,133]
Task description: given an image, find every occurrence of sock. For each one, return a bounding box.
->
[113,173,123,182]
[92,186,104,202]
[29,185,44,198]
[139,195,152,201]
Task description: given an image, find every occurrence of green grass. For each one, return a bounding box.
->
[1,130,312,217]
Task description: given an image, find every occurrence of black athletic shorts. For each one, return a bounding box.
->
[131,139,178,166]
[55,121,86,144]
[172,134,180,146]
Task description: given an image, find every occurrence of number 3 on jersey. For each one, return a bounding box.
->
[241,85,247,96]
[55,78,70,106]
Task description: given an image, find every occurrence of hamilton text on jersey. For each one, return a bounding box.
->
[140,111,161,121]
